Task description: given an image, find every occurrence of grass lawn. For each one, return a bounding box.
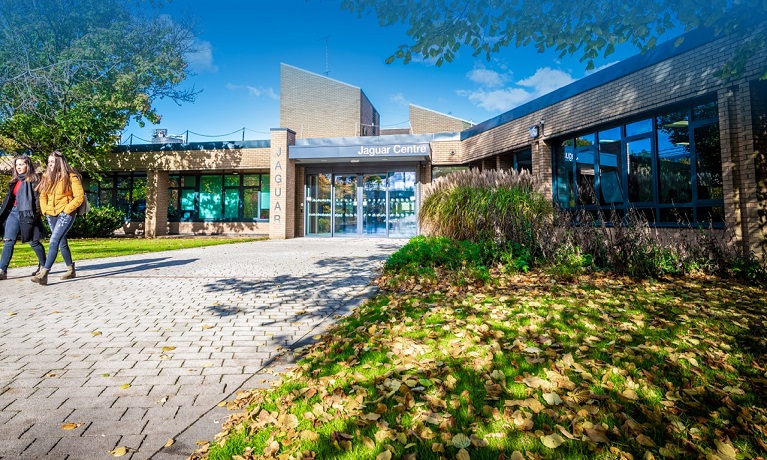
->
[192,270,767,460]
[4,236,265,268]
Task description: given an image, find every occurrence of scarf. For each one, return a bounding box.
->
[14,175,37,219]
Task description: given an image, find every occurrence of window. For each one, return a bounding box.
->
[553,98,723,227]
[89,172,147,222]
[167,172,270,222]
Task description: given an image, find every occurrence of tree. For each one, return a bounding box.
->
[340,0,766,79]
[0,0,198,171]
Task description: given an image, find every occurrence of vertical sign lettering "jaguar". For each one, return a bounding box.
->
[273,148,282,223]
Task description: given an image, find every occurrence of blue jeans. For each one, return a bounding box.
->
[44,212,76,270]
[1,206,46,272]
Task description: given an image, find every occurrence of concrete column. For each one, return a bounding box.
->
[269,128,296,239]
[145,169,168,238]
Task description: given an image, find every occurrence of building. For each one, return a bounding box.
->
[5,24,765,257]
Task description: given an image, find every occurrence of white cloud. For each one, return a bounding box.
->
[187,40,218,73]
[459,66,577,113]
[390,93,409,106]
[226,83,279,99]
[458,88,536,112]
[466,67,509,88]
[516,67,575,95]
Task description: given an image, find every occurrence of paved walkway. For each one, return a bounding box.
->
[0,238,406,459]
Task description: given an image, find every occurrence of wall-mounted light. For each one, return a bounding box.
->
[450,150,455,156]
[529,125,540,139]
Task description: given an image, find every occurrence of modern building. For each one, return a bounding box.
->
[4,24,764,257]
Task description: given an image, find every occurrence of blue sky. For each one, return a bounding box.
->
[121,0,679,144]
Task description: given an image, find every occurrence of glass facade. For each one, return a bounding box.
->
[305,170,417,237]
[88,172,147,221]
[168,172,269,222]
[553,98,723,227]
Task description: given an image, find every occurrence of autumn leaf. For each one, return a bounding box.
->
[585,428,610,443]
[109,446,128,457]
[542,392,563,405]
[362,436,375,449]
[376,450,392,460]
[541,433,566,448]
[162,346,176,352]
[264,440,280,457]
[622,389,639,400]
[715,439,737,460]
[456,448,471,460]
[119,383,131,390]
[451,433,471,449]
[164,439,174,448]
[636,434,656,447]
[61,422,83,430]
[201,324,214,330]
[92,330,102,336]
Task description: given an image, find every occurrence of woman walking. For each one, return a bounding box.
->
[31,151,84,285]
[0,154,47,280]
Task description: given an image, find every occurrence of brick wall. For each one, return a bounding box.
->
[430,140,462,165]
[410,105,471,134]
[280,64,364,139]
[753,81,767,256]
[106,147,270,171]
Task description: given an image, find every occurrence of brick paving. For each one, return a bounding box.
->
[0,238,405,459]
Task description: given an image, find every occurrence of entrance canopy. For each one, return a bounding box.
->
[290,133,451,164]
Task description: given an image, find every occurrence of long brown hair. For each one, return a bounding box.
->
[37,151,81,194]
[11,154,41,183]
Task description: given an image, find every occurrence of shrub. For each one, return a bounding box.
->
[419,169,552,256]
[68,205,126,238]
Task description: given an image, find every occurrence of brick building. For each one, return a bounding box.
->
[7,25,762,256]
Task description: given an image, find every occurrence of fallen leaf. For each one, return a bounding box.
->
[119,383,131,390]
[622,389,639,400]
[541,433,566,448]
[201,324,214,330]
[164,439,174,448]
[362,436,375,449]
[715,439,737,460]
[510,452,525,460]
[636,434,656,447]
[109,446,128,457]
[61,423,83,430]
[543,392,563,405]
[162,346,176,352]
[452,433,471,449]
[264,440,280,456]
[376,450,392,460]
[92,330,102,336]
[585,428,609,443]
[456,448,471,460]
[7,312,17,316]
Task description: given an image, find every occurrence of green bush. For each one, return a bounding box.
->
[68,205,126,238]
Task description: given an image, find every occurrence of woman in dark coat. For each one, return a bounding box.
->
[0,154,47,280]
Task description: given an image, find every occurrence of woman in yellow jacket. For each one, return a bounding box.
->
[31,151,84,285]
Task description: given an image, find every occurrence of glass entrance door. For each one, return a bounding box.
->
[334,175,358,235]
[362,174,387,236]
[305,171,417,237]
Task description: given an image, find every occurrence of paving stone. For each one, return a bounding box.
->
[0,238,404,459]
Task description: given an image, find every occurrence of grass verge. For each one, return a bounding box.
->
[191,269,767,460]
[4,236,265,268]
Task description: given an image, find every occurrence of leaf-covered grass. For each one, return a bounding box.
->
[4,236,265,268]
[193,269,767,460]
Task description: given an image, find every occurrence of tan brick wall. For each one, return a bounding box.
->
[430,140,462,165]
[280,64,363,139]
[168,222,268,235]
[360,92,378,136]
[752,81,767,256]
[269,129,296,239]
[410,105,472,134]
[145,170,168,238]
[106,147,270,171]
